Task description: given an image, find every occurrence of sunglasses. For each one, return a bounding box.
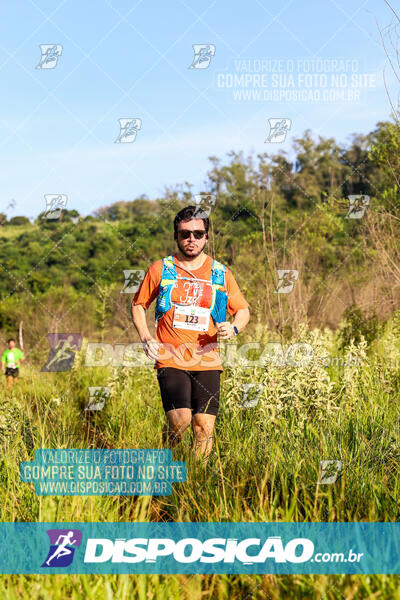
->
[178,229,207,240]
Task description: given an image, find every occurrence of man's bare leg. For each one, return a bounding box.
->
[163,408,192,447]
[191,413,216,461]
[7,376,13,388]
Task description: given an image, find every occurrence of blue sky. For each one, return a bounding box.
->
[0,0,398,219]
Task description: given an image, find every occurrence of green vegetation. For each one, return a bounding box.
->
[1,120,400,597]
[1,320,400,597]
[0,121,399,349]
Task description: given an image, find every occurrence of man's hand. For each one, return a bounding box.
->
[142,336,160,360]
[215,321,235,340]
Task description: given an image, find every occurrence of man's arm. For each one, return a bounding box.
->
[130,263,162,360]
[231,307,250,333]
[216,268,250,339]
[1,361,5,373]
[131,304,153,343]
[131,303,160,360]
[216,307,250,339]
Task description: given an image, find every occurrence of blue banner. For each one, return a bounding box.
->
[0,522,399,574]
[20,449,186,496]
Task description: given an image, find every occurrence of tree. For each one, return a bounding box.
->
[8,216,30,226]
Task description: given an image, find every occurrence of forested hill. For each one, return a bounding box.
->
[1,121,399,345]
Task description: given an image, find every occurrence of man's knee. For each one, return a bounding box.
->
[192,420,215,441]
[173,418,191,432]
[166,415,192,436]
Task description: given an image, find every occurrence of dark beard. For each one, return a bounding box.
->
[177,239,204,259]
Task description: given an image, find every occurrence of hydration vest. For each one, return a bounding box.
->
[154,254,228,326]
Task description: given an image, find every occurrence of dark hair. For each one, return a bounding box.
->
[173,205,209,240]
[7,338,15,344]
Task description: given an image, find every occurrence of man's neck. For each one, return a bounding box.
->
[174,251,207,270]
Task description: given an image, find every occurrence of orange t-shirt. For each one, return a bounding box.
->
[132,253,249,371]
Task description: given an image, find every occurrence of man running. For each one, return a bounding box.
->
[131,205,250,460]
[1,338,24,388]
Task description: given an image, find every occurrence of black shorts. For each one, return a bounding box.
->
[156,367,221,416]
[5,367,19,378]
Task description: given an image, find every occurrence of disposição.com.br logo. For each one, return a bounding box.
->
[41,529,82,567]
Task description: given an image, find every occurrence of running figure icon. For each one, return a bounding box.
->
[45,531,77,566]
[41,529,82,568]
[41,333,82,372]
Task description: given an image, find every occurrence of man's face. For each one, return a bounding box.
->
[176,218,208,258]
[8,340,15,349]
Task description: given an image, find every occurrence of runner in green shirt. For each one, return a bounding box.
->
[1,338,24,388]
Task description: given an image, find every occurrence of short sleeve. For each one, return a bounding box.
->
[1,351,6,362]
[132,262,161,310]
[225,268,250,316]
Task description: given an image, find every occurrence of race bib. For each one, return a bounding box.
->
[8,363,16,368]
[172,304,210,332]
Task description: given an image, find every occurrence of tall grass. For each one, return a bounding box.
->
[1,321,400,598]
